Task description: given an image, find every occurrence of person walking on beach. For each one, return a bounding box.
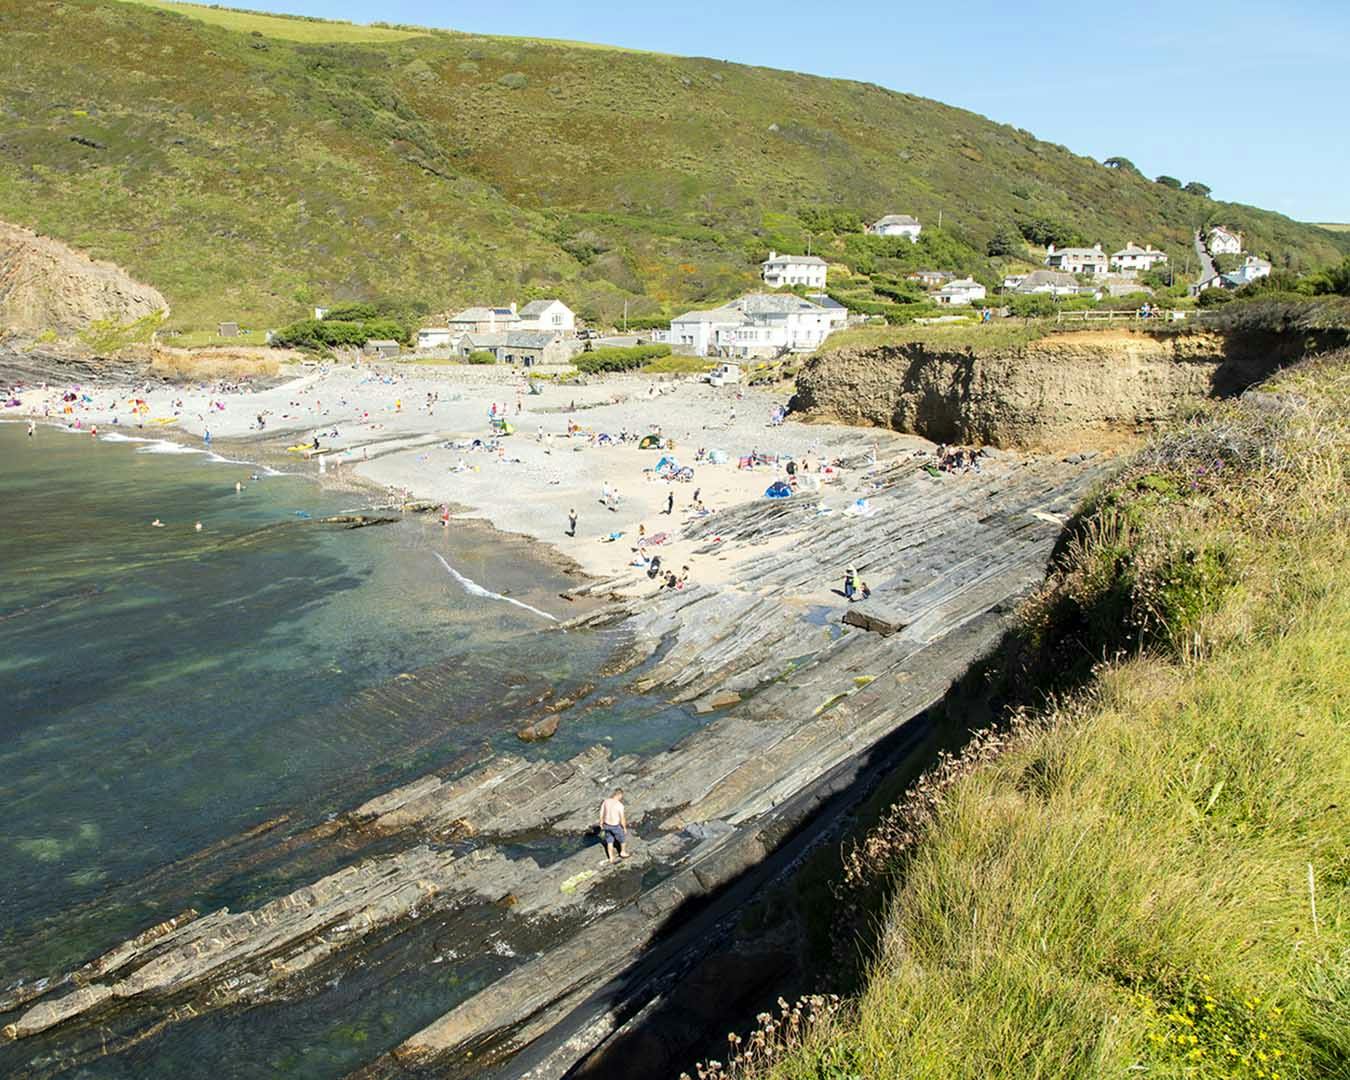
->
[568,508,577,537]
[599,789,630,863]
[27,420,35,438]
[665,490,674,515]
[843,566,857,602]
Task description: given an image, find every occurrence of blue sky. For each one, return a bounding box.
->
[231,0,1349,222]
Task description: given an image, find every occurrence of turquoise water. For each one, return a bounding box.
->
[0,422,656,1076]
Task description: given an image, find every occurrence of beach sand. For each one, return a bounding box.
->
[10,361,928,593]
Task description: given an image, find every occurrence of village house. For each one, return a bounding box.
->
[1110,243,1169,274]
[866,214,922,241]
[1222,255,1272,289]
[515,299,576,333]
[451,330,580,367]
[446,304,519,335]
[670,293,847,358]
[1207,226,1243,255]
[1045,243,1109,277]
[933,278,987,306]
[761,251,828,289]
[1009,269,1080,296]
[415,327,455,350]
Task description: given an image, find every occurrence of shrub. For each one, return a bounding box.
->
[1197,288,1234,308]
[1184,181,1212,197]
[1155,174,1182,189]
[986,226,1024,258]
[466,350,496,364]
[1007,293,1058,317]
[572,343,671,373]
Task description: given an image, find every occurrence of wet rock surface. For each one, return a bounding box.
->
[1,447,1110,1076]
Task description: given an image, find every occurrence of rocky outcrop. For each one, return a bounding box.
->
[1,448,1112,1077]
[793,329,1290,449]
[0,221,167,336]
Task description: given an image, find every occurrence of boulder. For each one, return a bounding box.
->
[842,601,908,636]
[516,714,560,742]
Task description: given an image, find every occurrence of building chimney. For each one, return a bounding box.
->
[1093,243,1102,252]
[1047,243,1056,254]
[510,302,517,315]
[768,250,777,261]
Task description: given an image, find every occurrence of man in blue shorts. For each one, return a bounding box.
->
[599,788,630,863]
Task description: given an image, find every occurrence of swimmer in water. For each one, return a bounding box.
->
[151,519,165,528]
[194,522,203,532]
[235,481,243,493]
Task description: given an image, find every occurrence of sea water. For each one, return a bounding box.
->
[0,422,642,1076]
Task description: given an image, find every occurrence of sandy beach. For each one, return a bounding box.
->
[10,361,925,594]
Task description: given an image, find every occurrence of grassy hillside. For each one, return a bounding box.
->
[705,353,1349,1080]
[1,1,1346,331]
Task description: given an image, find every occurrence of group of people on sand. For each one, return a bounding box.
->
[935,444,986,474]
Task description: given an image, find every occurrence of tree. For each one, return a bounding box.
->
[1184,181,1212,197]
[986,226,1024,258]
[1104,156,1138,172]
[1155,175,1182,189]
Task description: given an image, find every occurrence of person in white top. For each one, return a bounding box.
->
[598,788,629,863]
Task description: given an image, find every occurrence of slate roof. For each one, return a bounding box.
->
[763,253,827,266]
[1012,270,1079,292]
[518,299,566,317]
[872,214,920,228]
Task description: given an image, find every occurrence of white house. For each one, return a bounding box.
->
[1208,226,1243,255]
[1010,269,1080,296]
[934,278,987,306]
[761,251,828,289]
[866,214,922,241]
[1045,243,1109,277]
[1111,243,1169,273]
[670,293,847,358]
[416,327,455,350]
[516,299,576,334]
[1223,256,1272,288]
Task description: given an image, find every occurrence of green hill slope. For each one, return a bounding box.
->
[2,0,1347,330]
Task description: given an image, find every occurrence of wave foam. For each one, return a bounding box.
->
[432,552,556,622]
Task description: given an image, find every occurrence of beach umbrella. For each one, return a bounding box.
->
[764,481,792,499]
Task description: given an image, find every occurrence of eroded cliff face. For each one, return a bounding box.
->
[793,329,1290,449]
[0,221,167,336]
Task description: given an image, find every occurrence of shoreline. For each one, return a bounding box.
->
[1,353,1116,1076]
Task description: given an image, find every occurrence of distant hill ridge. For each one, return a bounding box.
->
[1,0,1345,329]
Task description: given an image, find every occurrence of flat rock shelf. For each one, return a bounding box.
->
[1,449,1110,1078]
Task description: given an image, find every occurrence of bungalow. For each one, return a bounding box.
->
[1207,226,1243,255]
[1111,243,1169,273]
[1010,269,1080,296]
[446,304,519,335]
[1045,243,1109,277]
[516,299,576,334]
[363,339,401,358]
[670,293,847,358]
[933,278,987,306]
[761,251,828,289]
[866,214,922,241]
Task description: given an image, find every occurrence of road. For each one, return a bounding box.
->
[1194,228,1216,283]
